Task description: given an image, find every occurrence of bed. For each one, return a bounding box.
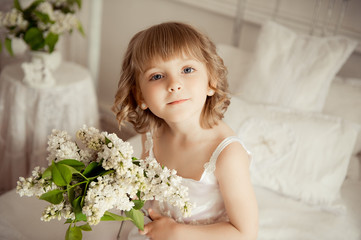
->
[1,1,361,240]
[212,5,361,237]
[215,2,361,237]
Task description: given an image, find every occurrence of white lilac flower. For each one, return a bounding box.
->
[137,157,192,217]
[78,148,95,165]
[46,129,80,165]
[2,9,21,26]
[60,203,75,221]
[82,173,135,225]
[76,125,104,151]
[41,202,66,221]
[98,132,134,174]
[16,166,58,197]
[35,3,79,35]
[36,2,55,20]
[49,12,79,35]
[0,9,28,30]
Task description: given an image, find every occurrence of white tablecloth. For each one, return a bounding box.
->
[0,62,99,193]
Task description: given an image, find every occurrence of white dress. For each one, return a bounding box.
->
[118,133,251,240]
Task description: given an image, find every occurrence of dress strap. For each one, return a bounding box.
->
[204,136,250,174]
[145,132,154,158]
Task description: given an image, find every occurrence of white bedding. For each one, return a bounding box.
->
[255,180,361,240]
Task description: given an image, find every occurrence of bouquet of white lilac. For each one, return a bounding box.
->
[16,126,192,240]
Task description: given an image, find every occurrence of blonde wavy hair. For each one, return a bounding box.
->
[112,22,230,133]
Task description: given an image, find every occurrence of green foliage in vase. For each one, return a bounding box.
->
[0,0,84,55]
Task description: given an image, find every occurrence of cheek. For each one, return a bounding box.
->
[142,86,161,104]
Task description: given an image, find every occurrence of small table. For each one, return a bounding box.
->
[0,62,100,193]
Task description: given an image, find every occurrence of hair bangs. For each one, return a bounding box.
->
[131,22,207,73]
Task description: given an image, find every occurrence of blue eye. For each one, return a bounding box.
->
[183,67,194,74]
[150,74,163,81]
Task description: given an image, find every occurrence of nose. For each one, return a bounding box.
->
[167,76,182,93]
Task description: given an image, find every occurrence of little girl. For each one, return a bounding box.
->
[113,22,258,240]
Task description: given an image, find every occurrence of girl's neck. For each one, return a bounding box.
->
[158,120,218,144]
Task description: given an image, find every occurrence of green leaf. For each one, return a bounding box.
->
[101,211,131,222]
[104,136,111,146]
[76,0,82,9]
[72,196,82,210]
[58,159,85,172]
[34,10,53,24]
[100,169,114,177]
[45,32,59,53]
[25,0,44,12]
[132,200,145,210]
[72,196,87,222]
[67,187,75,205]
[65,219,73,224]
[132,157,141,166]
[14,0,22,11]
[5,38,13,56]
[65,225,82,240]
[82,162,102,177]
[39,189,64,204]
[78,223,91,231]
[52,162,72,187]
[42,165,52,179]
[125,209,144,230]
[77,21,85,37]
[63,164,82,176]
[24,27,45,51]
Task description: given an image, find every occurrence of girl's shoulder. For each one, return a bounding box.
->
[212,121,252,171]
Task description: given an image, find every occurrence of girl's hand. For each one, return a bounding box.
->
[139,208,179,240]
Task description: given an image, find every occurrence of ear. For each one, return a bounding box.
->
[133,90,148,110]
[207,88,215,96]
[207,76,216,96]
[140,102,148,110]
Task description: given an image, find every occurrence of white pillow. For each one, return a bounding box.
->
[223,96,360,209]
[216,44,252,94]
[324,77,361,180]
[235,21,357,112]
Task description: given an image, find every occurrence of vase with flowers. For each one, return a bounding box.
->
[0,0,84,88]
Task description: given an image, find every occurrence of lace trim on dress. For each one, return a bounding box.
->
[145,132,153,156]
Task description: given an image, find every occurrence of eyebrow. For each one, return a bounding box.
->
[143,58,200,72]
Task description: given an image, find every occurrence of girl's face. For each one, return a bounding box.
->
[138,55,211,125]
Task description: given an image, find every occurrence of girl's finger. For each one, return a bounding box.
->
[139,227,148,235]
[148,208,161,220]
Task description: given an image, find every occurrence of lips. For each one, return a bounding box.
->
[167,99,189,105]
